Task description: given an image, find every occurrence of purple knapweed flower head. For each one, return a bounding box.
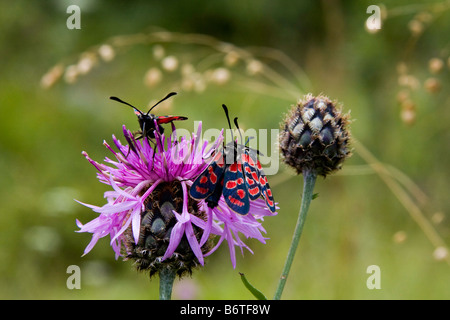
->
[76,121,277,277]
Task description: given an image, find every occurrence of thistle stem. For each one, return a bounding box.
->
[159,267,176,300]
[273,169,317,300]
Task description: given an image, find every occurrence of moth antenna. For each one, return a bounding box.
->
[222,104,234,142]
[110,96,144,115]
[147,92,177,115]
[233,117,244,145]
[245,137,254,146]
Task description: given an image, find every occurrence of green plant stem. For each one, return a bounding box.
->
[159,267,176,300]
[273,169,317,300]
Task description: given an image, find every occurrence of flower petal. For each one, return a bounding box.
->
[131,206,142,244]
[185,221,204,265]
[162,222,185,261]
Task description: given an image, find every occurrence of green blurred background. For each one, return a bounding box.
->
[0,0,449,299]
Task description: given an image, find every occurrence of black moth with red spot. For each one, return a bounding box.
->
[189,104,276,215]
[110,92,187,139]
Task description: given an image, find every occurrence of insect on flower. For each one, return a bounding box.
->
[189,104,276,215]
[76,121,277,271]
[110,92,188,139]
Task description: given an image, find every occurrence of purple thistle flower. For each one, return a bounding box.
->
[76,121,277,275]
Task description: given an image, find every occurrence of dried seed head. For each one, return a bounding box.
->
[433,246,449,261]
[424,77,441,93]
[123,181,212,278]
[224,50,239,67]
[279,94,352,176]
[153,44,165,60]
[64,65,79,83]
[393,231,407,244]
[428,58,444,74]
[77,53,97,75]
[40,64,64,89]
[144,67,163,88]
[210,67,231,85]
[161,56,178,72]
[98,44,115,62]
[400,100,416,125]
[246,59,263,75]
[408,19,423,36]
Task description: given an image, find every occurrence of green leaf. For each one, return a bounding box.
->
[312,192,319,200]
[239,272,267,300]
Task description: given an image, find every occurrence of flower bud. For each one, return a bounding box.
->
[279,94,351,176]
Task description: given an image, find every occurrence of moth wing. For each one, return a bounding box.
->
[242,149,261,200]
[222,162,250,215]
[156,115,188,124]
[189,150,225,200]
[259,170,276,213]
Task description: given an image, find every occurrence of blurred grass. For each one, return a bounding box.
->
[0,0,449,299]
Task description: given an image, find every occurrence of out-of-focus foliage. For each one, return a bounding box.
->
[0,0,449,299]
